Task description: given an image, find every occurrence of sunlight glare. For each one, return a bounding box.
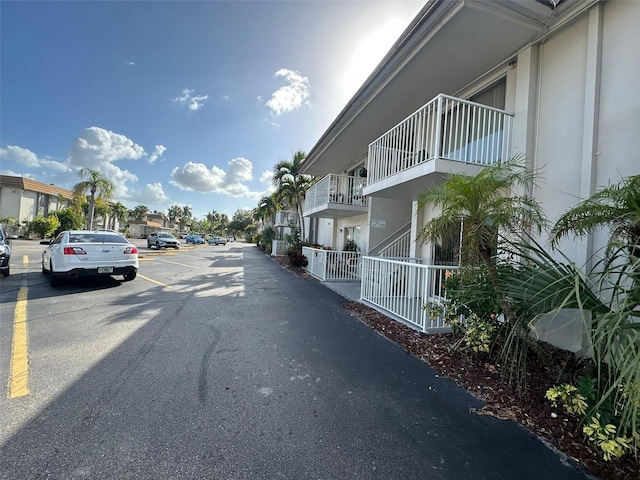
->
[342,20,406,100]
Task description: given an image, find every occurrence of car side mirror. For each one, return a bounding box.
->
[40,239,52,245]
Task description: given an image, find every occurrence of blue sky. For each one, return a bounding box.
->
[0,0,423,220]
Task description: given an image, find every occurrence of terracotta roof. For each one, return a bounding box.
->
[0,175,74,199]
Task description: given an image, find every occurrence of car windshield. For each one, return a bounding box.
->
[158,233,174,238]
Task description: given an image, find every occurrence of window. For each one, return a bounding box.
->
[344,226,361,250]
[432,223,460,266]
[37,193,48,216]
[442,77,507,163]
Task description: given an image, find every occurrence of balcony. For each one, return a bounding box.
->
[366,94,513,201]
[303,174,368,219]
[274,211,298,227]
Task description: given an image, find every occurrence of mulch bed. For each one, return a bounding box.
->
[267,250,639,480]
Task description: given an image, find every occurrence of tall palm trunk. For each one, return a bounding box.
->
[87,188,97,230]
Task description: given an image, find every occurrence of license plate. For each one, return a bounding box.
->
[98,266,114,273]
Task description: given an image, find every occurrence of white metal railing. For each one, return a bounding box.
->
[303,174,369,213]
[274,211,298,226]
[360,256,459,333]
[378,230,411,258]
[368,94,513,183]
[271,239,289,256]
[302,247,361,281]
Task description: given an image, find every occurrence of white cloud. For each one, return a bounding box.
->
[265,69,310,116]
[133,182,169,206]
[0,145,70,172]
[126,60,135,66]
[174,88,208,111]
[170,157,267,199]
[0,168,37,179]
[68,127,146,169]
[260,170,273,184]
[148,145,167,164]
[65,126,148,202]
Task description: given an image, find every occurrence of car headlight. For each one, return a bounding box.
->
[0,245,9,256]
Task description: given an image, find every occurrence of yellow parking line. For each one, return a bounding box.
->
[137,274,169,287]
[8,287,29,398]
[156,259,200,268]
[22,255,29,264]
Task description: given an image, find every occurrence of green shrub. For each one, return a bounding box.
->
[288,253,308,268]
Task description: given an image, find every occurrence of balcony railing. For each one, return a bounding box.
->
[303,174,368,212]
[274,211,298,226]
[368,94,513,184]
[360,256,459,333]
[302,247,361,282]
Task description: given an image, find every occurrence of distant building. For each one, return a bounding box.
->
[126,212,178,238]
[0,175,73,234]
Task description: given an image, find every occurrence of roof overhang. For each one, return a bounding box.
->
[300,0,591,176]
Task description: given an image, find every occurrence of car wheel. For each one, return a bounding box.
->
[123,271,137,281]
[2,267,8,277]
[147,242,152,249]
[49,262,60,287]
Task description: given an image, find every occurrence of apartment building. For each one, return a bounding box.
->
[299,0,639,332]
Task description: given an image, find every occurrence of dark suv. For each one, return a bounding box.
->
[0,225,14,277]
[147,232,180,249]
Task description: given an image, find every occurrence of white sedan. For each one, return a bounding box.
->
[42,230,139,287]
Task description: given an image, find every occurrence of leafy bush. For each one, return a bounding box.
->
[343,240,360,252]
[24,214,60,239]
[287,252,308,268]
[283,221,303,254]
[584,414,633,461]
[50,208,85,235]
[261,227,275,245]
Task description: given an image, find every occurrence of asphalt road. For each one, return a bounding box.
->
[0,239,591,479]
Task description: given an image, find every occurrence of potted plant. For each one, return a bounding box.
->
[358,166,367,177]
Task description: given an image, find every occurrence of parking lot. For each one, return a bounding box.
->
[0,238,589,479]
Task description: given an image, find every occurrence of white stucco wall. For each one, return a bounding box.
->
[0,189,22,220]
[18,191,37,222]
[533,14,589,264]
[367,197,413,254]
[315,218,335,248]
[528,1,640,266]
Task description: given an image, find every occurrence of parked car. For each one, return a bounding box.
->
[0,225,15,277]
[41,230,139,286]
[185,234,205,244]
[208,236,227,245]
[147,232,180,249]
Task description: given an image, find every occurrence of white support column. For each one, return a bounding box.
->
[577,3,603,271]
[410,200,426,261]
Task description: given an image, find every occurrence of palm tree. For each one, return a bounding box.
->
[551,174,640,260]
[168,205,183,222]
[131,205,149,221]
[272,150,313,240]
[72,168,114,229]
[417,158,547,317]
[255,194,279,227]
[109,202,129,230]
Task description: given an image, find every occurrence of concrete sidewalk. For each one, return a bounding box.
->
[321,280,361,302]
